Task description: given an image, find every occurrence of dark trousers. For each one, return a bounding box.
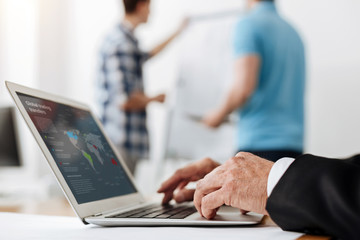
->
[238,150,303,162]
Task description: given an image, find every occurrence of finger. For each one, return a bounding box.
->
[193,184,221,216]
[197,166,224,191]
[202,119,214,128]
[157,172,185,193]
[158,164,202,193]
[240,209,249,215]
[174,188,195,203]
[157,166,198,193]
[161,191,174,205]
[193,169,225,215]
[177,180,190,190]
[193,190,202,216]
[201,189,225,219]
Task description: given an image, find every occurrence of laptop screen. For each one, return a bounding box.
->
[16,92,137,204]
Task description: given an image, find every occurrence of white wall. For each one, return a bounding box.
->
[1,0,360,186]
[0,0,37,95]
[0,0,41,181]
[279,0,360,157]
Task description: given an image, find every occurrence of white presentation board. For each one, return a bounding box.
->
[165,13,243,162]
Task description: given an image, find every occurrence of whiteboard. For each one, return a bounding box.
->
[165,14,242,163]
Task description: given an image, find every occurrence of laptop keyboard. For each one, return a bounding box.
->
[107,204,197,219]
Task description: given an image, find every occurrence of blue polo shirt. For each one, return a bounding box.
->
[234,2,305,152]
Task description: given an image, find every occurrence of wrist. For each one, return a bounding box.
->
[216,107,229,120]
[267,158,295,197]
[145,96,152,105]
[149,96,158,103]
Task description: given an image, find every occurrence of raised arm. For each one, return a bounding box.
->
[203,55,260,128]
[149,18,189,58]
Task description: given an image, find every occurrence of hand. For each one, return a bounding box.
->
[121,92,150,111]
[157,158,220,205]
[152,94,166,103]
[202,109,226,128]
[194,152,274,219]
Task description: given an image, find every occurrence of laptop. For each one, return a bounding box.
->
[6,81,263,226]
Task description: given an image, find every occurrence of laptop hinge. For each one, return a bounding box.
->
[93,213,103,217]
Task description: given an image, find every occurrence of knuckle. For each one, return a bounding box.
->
[202,157,214,168]
[235,152,248,159]
[199,157,209,166]
[235,152,243,157]
[226,157,237,165]
[196,179,204,190]
[203,157,211,164]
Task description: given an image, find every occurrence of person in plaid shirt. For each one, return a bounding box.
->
[97,0,187,174]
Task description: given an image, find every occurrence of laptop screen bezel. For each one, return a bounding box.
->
[6,81,145,221]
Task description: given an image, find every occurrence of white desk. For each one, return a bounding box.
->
[0,212,303,240]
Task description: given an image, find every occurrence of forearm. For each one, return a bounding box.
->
[216,88,248,118]
[217,55,259,117]
[149,19,188,57]
[149,32,178,58]
[121,92,153,111]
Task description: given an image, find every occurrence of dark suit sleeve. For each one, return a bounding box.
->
[266,154,360,240]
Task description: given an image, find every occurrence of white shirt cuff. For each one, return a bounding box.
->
[267,157,295,196]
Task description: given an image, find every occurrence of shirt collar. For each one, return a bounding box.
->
[252,1,277,14]
[122,19,135,32]
[119,21,137,43]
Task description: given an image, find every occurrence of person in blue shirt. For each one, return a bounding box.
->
[203,0,306,162]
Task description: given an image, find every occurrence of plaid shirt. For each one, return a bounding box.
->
[97,23,150,160]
